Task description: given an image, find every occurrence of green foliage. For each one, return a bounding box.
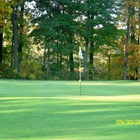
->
[0,64,18,79]
[19,61,46,80]
[110,56,124,80]
[0,70,2,78]
[28,73,36,80]
[127,44,140,79]
[0,61,46,80]
[1,0,140,80]
[0,0,11,31]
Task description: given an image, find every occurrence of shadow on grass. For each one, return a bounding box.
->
[0,98,140,140]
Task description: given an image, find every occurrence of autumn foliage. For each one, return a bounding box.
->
[127,44,140,79]
[0,0,11,31]
[0,0,140,80]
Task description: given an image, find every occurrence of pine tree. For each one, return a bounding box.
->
[80,0,121,79]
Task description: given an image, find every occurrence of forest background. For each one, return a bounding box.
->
[0,0,140,80]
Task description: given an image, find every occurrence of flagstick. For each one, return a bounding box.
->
[79,57,81,96]
[79,47,83,96]
[80,81,81,96]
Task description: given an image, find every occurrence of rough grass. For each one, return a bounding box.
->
[0,80,140,140]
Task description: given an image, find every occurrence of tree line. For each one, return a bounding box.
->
[0,0,140,80]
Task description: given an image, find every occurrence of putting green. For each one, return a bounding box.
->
[0,80,140,140]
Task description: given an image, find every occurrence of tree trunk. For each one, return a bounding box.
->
[42,47,46,71]
[108,55,111,80]
[69,51,74,79]
[70,52,74,72]
[11,6,18,72]
[57,53,62,70]
[89,42,93,65]
[0,31,2,63]
[18,5,24,62]
[46,48,50,77]
[83,12,90,79]
[89,42,93,80]
[124,5,131,80]
[83,38,89,79]
[46,37,50,78]
[59,53,62,70]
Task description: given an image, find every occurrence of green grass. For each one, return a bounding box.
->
[0,80,140,140]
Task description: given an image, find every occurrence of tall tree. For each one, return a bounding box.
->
[30,0,80,78]
[0,0,11,63]
[121,0,140,80]
[11,5,18,72]
[18,1,25,62]
[81,0,121,79]
[0,30,2,63]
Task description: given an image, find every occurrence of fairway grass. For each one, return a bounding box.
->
[0,80,140,140]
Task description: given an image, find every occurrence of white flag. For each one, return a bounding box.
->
[79,47,83,59]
